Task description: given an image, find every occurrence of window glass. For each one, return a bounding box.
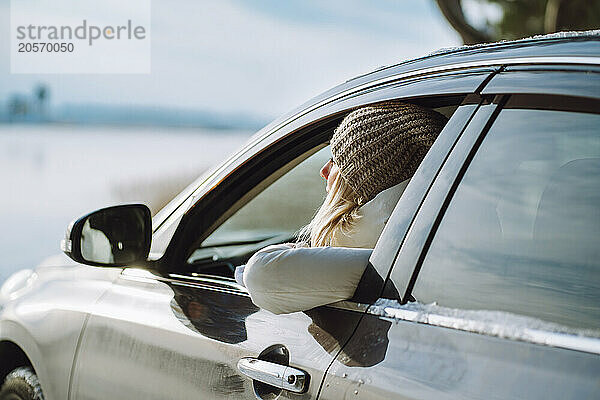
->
[187,146,330,263]
[413,108,600,331]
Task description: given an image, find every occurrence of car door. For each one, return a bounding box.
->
[68,140,366,400]
[68,66,497,399]
[69,268,367,400]
[320,68,600,399]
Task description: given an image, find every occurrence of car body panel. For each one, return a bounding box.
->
[0,257,121,400]
[320,309,600,400]
[70,269,362,399]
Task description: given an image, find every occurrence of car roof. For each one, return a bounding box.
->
[254,30,600,143]
[360,30,600,80]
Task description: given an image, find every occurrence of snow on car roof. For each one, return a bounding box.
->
[365,30,600,77]
[427,29,600,58]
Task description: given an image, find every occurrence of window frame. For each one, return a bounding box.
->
[386,95,507,302]
[367,95,485,300]
[151,68,497,278]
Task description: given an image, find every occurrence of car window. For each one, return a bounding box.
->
[187,146,330,264]
[412,107,600,331]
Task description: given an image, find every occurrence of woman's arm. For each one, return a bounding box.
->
[243,244,372,314]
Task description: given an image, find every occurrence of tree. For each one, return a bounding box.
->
[435,0,600,44]
[34,84,50,118]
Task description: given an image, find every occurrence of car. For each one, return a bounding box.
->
[1,31,599,400]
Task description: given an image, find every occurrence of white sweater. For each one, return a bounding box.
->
[240,180,409,314]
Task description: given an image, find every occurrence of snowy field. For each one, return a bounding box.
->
[0,124,252,282]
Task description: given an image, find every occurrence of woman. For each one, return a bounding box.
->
[237,102,447,314]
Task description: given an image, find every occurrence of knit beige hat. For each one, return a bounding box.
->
[331,102,447,202]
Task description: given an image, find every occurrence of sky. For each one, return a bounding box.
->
[0,0,461,120]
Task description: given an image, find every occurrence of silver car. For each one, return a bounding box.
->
[1,32,599,400]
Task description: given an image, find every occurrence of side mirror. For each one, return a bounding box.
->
[61,204,152,267]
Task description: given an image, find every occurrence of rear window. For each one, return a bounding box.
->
[413,107,600,331]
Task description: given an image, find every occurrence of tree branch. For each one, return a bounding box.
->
[435,0,493,44]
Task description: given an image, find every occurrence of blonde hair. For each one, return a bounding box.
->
[299,172,365,247]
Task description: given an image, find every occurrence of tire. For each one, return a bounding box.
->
[0,367,44,400]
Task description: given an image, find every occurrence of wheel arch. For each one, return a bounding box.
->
[0,321,51,399]
[0,340,34,381]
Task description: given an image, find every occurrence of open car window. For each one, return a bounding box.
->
[186,145,331,272]
[181,100,459,278]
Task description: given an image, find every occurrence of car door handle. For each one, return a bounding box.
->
[237,357,308,393]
